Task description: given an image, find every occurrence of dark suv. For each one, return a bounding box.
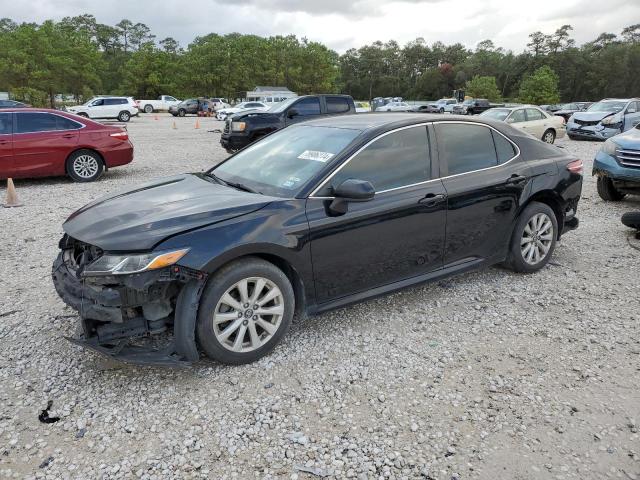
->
[220,94,356,153]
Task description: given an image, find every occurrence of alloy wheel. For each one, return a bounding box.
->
[72,155,99,179]
[212,277,285,352]
[543,131,555,143]
[520,213,554,265]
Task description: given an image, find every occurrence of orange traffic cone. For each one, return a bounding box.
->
[154,114,159,121]
[172,121,177,130]
[194,119,200,129]
[3,178,23,208]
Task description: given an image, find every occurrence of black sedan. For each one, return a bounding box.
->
[52,114,583,366]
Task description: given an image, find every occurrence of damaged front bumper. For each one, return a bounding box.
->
[52,237,207,366]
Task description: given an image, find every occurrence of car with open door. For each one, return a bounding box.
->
[52,114,582,367]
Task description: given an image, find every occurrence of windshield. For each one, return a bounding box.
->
[268,97,298,113]
[588,101,627,113]
[211,125,361,197]
[479,108,510,121]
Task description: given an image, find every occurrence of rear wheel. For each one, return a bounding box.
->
[143,104,153,114]
[622,211,640,230]
[66,150,104,182]
[439,107,445,114]
[542,129,556,144]
[597,176,626,201]
[506,202,557,273]
[117,111,131,122]
[178,109,186,117]
[196,257,294,364]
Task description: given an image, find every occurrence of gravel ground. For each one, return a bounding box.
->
[1,114,639,480]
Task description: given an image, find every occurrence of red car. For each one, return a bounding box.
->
[0,108,133,182]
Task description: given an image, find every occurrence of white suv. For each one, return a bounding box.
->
[67,96,139,122]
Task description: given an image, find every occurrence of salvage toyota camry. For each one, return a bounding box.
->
[52,114,583,366]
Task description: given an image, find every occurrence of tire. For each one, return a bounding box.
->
[117,111,131,122]
[196,257,295,365]
[143,104,153,114]
[542,129,556,144]
[622,211,640,230]
[597,176,626,201]
[66,149,105,182]
[178,109,186,117]
[506,202,558,273]
[77,112,89,118]
[439,108,445,114]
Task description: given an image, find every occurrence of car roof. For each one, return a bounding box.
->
[600,98,639,102]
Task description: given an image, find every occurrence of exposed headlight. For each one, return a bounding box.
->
[82,248,189,276]
[601,139,618,156]
[601,114,622,126]
[231,121,246,132]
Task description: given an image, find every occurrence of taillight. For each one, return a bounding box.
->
[110,131,129,141]
[566,159,583,174]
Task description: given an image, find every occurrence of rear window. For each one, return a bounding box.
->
[326,97,350,114]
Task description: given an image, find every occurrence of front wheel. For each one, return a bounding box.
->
[117,111,131,122]
[178,109,186,117]
[506,202,558,273]
[66,150,105,182]
[196,257,294,364]
[542,129,556,144]
[597,176,626,201]
[439,108,445,114]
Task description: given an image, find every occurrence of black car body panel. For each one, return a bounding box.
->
[220,94,356,152]
[53,113,582,365]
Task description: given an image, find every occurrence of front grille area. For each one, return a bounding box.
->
[617,148,640,169]
[574,119,599,126]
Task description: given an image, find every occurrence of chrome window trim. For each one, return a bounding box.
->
[308,121,520,199]
[12,111,86,135]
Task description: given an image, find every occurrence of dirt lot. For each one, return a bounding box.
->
[1,114,639,480]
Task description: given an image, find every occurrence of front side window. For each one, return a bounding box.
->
[508,109,527,123]
[318,126,430,195]
[435,123,498,176]
[16,112,58,133]
[0,112,11,134]
[293,97,321,116]
[212,125,360,197]
[326,96,350,114]
[91,99,104,106]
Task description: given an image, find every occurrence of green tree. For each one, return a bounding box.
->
[464,75,501,101]
[518,66,560,104]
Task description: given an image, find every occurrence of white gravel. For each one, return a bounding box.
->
[1,114,639,480]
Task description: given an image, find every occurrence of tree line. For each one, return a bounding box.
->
[0,15,638,107]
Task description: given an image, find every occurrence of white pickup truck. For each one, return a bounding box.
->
[135,95,181,113]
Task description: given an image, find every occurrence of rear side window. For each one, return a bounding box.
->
[322,126,430,193]
[435,123,498,175]
[0,112,11,134]
[56,116,83,130]
[326,97,350,114]
[525,108,545,121]
[16,112,58,133]
[293,97,321,116]
[492,131,517,164]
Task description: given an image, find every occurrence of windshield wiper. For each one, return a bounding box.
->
[205,172,260,194]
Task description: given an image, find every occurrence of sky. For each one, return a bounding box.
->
[2,0,639,53]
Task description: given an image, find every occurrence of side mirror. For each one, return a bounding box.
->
[287,108,299,119]
[328,179,375,215]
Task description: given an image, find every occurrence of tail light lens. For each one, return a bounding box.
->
[566,159,583,174]
[110,131,129,141]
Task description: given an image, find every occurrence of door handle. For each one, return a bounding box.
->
[62,134,75,139]
[506,174,527,185]
[0,140,8,145]
[419,193,446,207]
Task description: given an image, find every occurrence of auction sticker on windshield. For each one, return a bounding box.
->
[298,150,334,162]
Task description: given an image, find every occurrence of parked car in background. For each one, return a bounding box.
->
[210,98,230,111]
[540,104,562,113]
[52,113,582,366]
[593,124,640,201]
[355,101,371,113]
[135,95,181,113]
[220,94,356,153]
[430,98,459,113]
[216,102,270,121]
[411,104,441,113]
[169,98,200,117]
[566,98,640,140]
[0,109,133,182]
[376,101,411,112]
[66,96,138,122]
[452,99,503,115]
[552,102,591,122]
[0,100,30,108]
[480,106,566,144]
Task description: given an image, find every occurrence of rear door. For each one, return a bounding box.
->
[435,122,531,265]
[524,108,548,139]
[12,112,80,177]
[0,112,13,177]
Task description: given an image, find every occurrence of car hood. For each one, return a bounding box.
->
[229,109,278,121]
[572,111,617,122]
[611,126,640,148]
[63,173,275,251]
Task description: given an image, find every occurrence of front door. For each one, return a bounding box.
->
[307,125,447,303]
[0,112,13,178]
[434,122,531,265]
[285,97,323,126]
